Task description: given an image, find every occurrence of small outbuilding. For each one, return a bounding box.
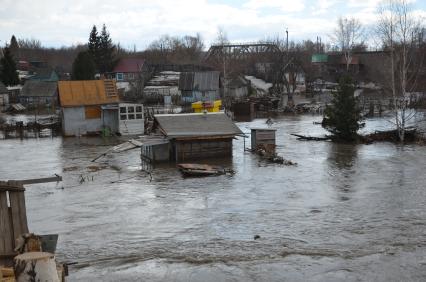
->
[58,79,120,136]
[179,71,220,103]
[20,81,58,106]
[152,112,243,162]
[251,128,276,153]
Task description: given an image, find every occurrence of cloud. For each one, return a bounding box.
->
[244,0,305,12]
[312,0,339,15]
[0,0,424,49]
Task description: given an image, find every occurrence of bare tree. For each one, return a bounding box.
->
[332,17,364,71]
[215,26,229,45]
[376,0,423,142]
[146,34,204,64]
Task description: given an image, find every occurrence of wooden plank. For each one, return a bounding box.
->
[10,175,62,185]
[0,192,14,256]
[0,185,25,193]
[9,191,29,244]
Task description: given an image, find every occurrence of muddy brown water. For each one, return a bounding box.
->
[1,114,426,281]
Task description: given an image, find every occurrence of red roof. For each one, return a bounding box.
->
[113,58,145,73]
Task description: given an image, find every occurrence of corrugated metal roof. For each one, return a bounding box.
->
[154,112,243,138]
[179,71,220,91]
[0,82,8,93]
[21,81,58,97]
[58,80,119,107]
[113,58,145,73]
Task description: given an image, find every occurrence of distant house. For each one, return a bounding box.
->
[29,68,59,82]
[143,71,181,104]
[108,58,145,82]
[0,82,9,106]
[226,76,250,100]
[147,112,243,162]
[20,81,58,106]
[58,79,120,136]
[179,71,220,103]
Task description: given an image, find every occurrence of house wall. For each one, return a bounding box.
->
[0,93,9,106]
[20,95,57,106]
[174,138,233,161]
[181,90,220,103]
[141,142,170,163]
[232,102,255,122]
[62,106,118,136]
[251,129,276,149]
[229,87,248,99]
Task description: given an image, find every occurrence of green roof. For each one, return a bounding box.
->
[312,54,328,63]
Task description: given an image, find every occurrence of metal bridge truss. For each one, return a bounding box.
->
[205,43,282,64]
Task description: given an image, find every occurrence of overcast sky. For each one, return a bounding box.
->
[1,0,425,50]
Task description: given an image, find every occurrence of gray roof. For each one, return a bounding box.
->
[155,112,243,138]
[29,68,57,81]
[21,81,58,97]
[0,82,8,94]
[179,71,220,91]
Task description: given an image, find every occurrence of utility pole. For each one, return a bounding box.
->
[286,29,289,53]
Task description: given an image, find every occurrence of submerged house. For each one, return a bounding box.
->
[179,71,220,103]
[144,112,243,162]
[20,81,58,106]
[58,80,120,136]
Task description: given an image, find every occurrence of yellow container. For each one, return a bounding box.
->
[192,100,222,113]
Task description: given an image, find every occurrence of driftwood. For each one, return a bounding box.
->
[362,128,419,143]
[253,145,296,166]
[291,134,331,141]
[291,127,425,144]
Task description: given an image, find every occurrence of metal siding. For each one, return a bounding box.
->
[62,107,111,136]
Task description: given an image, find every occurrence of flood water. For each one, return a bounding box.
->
[1,114,426,281]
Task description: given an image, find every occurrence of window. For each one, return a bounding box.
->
[128,114,135,120]
[135,106,142,112]
[116,73,124,81]
[136,114,142,119]
[120,114,127,120]
[120,107,127,113]
[128,107,135,113]
[85,106,101,119]
[128,73,134,79]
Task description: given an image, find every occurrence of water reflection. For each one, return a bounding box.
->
[327,143,358,170]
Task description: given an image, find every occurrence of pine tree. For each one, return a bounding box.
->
[88,25,100,70]
[71,51,96,80]
[9,35,19,57]
[0,47,20,86]
[99,24,115,73]
[322,76,363,141]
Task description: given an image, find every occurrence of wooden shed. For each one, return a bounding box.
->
[251,128,276,152]
[154,112,243,162]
